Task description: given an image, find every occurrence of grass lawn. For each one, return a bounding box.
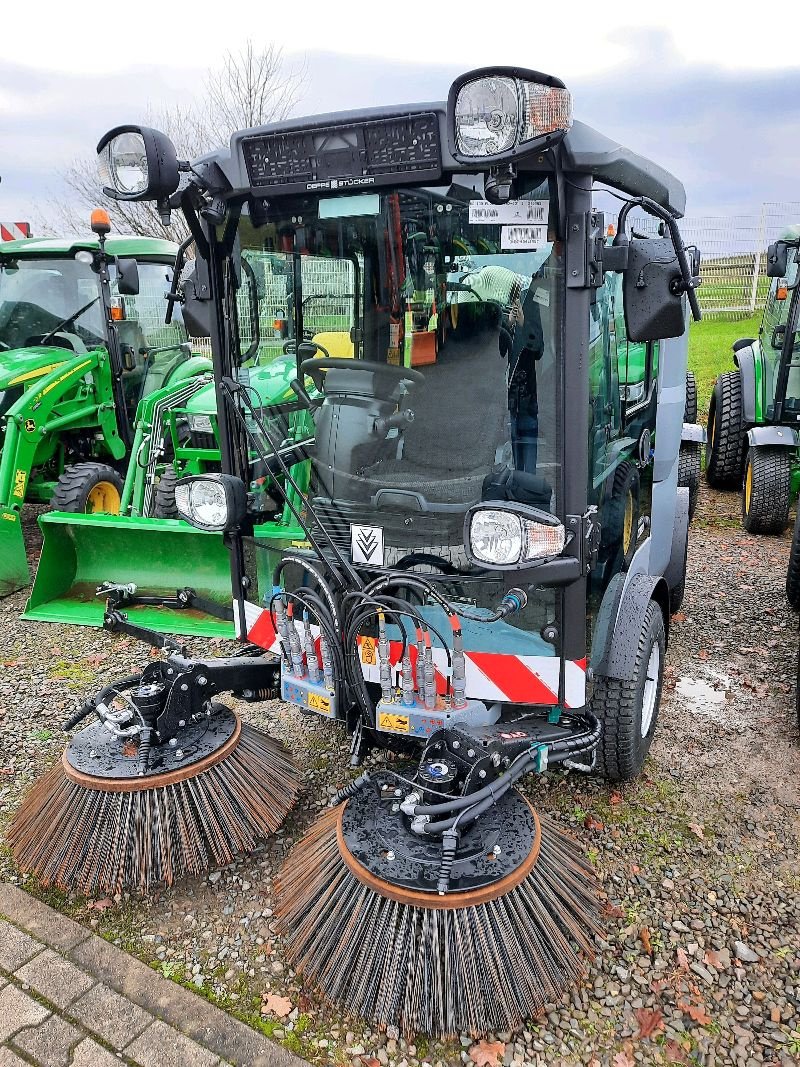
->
[687,313,761,417]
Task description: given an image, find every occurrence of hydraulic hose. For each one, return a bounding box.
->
[62,675,143,731]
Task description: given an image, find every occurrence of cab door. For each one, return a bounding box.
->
[760,253,800,421]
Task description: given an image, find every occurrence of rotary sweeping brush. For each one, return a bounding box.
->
[275,774,603,1037]
[8,666,299,895]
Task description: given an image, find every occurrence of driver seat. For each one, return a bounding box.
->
[311,331,354,359]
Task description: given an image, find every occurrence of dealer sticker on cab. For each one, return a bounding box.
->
[468,199,548,225]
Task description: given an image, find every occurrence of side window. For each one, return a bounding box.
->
[588,276,621,487]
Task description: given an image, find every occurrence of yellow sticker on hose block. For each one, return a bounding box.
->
[308,691,331,714]
[360,637,376,665]
[379,712,409,733]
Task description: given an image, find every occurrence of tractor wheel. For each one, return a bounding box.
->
[153,467,180,519]
[706,371,745,488]
[684,371,698,424]
[592,600,665,781]
[677,442,701,520]
[786,508,800,609]
[51,462,123,515]
[602,462,640,569]
[742,447,793,535]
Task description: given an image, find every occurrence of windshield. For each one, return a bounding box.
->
[761,249,800,415]
[0,256,105,351]
[234,180,563,639]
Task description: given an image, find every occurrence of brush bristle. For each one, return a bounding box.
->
[8,724,299,896]
[275,805,603,1038]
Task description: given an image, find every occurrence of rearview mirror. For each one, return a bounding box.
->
[623,237,686,342]
[181,260,212,338]
[116,258,139,296]
[766,241,789,278]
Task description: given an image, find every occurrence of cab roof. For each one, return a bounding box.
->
[0,235,178,258]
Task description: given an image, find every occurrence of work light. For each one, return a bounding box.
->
[448,67,572,163]
[174,473,247,532]
[465,502,565,569]
[96,125,180,204]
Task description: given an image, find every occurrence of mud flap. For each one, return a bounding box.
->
[0,507,30,596]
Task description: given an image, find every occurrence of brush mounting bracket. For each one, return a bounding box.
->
[341,784,536,894]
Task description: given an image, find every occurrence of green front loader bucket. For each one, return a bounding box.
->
[24,512,240,639]
[0,507,31,596]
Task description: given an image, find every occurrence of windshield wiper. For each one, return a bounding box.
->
[38,295,100,346]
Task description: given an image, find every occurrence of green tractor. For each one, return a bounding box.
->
[705,227,800,534]
[0,213,211,593]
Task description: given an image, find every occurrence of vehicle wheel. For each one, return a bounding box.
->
[706,371,745,488]
[51,462,123,515]
[684,370,698,424]
[677,442,701,520]
[592,600,666,781]
[602,462,640,569]
[742,447,793,535]
[786,508,800,609]
[153,466,180,519]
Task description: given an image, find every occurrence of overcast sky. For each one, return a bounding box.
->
[2,1,799,227]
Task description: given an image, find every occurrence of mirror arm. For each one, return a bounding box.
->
[164,234,195,325]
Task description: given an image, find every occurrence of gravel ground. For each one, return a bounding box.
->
[0,487,798,1067]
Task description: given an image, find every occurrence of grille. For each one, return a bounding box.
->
[242,114,441,194]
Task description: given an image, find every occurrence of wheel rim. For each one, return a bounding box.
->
[86,481,121,514]
[623,491,634,552]
[641,642,660,738]
[744,459,753,513]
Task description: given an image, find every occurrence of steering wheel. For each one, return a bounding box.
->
[299,357,425,393]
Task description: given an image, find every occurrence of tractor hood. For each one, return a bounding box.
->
[0,346,79,389]
[183,355,299,415]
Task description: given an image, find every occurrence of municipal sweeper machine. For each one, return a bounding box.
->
[9,68,702,1037]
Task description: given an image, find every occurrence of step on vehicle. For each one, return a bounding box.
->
[0,213,212,593]
[10,68,701,1036]
[706,227,800,534]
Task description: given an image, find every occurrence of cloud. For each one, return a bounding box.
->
[1,39,799,231]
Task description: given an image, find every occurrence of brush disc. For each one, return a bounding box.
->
[7,710,299,896]
[275,790,603,1037]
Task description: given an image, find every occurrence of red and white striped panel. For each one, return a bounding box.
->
[0,222,31,242]
[237,601,587,709]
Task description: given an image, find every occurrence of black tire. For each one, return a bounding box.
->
[684,371,698,424]
[677,442,701,520]
[706,371,745,488]
[592,601,666,781]
[786,508,800,609]
[153,466,180,519]
[741,447,793,535]
[51,462,123,515]
[601,462,640,569]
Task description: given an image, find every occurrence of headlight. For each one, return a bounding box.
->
[187,414,214,435]
[96,125,180,203]
[98,131,149,196]
[449,67,572,162]
[174,474,247,532]
[465,504,565,568]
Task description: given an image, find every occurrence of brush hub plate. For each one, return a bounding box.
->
[341,783,537,894]
[65,706,238,781]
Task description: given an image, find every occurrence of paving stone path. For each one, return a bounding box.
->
[0,883,306,1067]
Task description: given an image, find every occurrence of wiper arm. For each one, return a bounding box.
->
[39,295,100,346]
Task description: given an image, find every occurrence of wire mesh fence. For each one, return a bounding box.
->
[640,202,800,318]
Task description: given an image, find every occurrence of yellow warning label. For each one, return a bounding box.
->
[308,691,331,714]
[1,512,16,522]
[379,712,410,733]
[360,637,377,665]
[13,469,26,500]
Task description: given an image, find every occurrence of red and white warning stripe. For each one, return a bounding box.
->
[238,601,587,708]
[0,222,31,242]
